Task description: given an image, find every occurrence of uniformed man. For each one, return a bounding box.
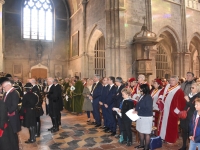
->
[0,77,21,150]
[47,77,60,133]
[21,83,39,143]
[30,78,44,137]
[54,79,63,126]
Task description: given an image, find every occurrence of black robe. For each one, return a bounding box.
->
[4,89,21,133]
[32,85,44,117]
[47,85,60,117]
[21,92,39,127]
[0,100,19,150]
[55,84,63,111]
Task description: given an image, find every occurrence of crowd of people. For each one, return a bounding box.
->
[62,73,200,150]
[0,72,200,149]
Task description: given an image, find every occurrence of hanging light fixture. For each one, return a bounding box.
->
[132,17,162,46]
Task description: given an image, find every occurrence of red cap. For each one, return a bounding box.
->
[129,77,136,82]
[154,79,162,86]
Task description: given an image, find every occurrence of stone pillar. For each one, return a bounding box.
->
[197,56,200,77]
[105,0,120,76]
[0,0,4,72]
[81,0,88,77]
[180,0,188,77]
[172,52,181,76]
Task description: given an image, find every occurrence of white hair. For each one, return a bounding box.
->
[138,74,145,80]
[94,74,100,79]
[170,75,179,81]
[47,77,54,83]
[2,81,12,87]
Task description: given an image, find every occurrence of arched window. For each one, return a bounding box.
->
[94,36,106,77]
[23,0,53,41]
[156,45,169,78]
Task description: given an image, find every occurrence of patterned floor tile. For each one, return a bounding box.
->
[18,110,185,150]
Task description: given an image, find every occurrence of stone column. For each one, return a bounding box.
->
[0,0,4,72]
[81,0,88,77]
[180,0,188,77]
[197,56,200,77]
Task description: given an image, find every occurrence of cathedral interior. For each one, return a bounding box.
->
[1,0,200,149]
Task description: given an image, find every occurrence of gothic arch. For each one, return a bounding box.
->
[86,28,105,77]
[157,25,180,52]
[189,33,200,77]
[155,26,180,77]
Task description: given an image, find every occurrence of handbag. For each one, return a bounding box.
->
[178,107,189,119]
[149,136,162,150]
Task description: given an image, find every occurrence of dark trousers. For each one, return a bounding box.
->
[86,111,94,118]
[101,105,108,127]
[117,115,122,133]
[92,100,101,125]
[121,119,132,142]
[107,107,116,132]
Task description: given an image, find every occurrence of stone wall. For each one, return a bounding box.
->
[3,0,69,82]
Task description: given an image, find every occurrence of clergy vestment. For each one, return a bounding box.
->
[158,84,185,143]
[151,89,162,111]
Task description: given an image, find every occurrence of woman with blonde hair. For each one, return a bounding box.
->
[179,82,200,150]
[82,78,94,122]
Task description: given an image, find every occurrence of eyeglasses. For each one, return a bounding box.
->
[190,87,195,89]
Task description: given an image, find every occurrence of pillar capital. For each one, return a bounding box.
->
[0,0,4,4]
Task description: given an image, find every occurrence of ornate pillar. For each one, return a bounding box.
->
[0,0,4,72]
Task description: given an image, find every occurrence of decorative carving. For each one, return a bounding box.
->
[137,59,153,75]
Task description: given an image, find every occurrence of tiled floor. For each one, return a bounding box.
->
[18,110,186,150]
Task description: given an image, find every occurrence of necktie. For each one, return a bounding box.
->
[91,83,96,94]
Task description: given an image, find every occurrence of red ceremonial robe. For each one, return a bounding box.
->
[158,84,185,143]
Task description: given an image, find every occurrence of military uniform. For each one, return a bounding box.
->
[21,84,39,143]
[31,84,44,137]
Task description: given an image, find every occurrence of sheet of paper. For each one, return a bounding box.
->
[117,112,122,117]
[113,107,119,112]
[125,109,140,121]
[174,107,180,114]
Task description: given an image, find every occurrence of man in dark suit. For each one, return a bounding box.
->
[30,78,43,137]
[54,79,63,126]
[113,77,125,137]
[47,77,60,133]
[104,76,117,136]
[99,77,109,129]
[0,77,21,149]
[89,74,103,127]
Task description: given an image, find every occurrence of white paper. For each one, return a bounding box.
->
[118,112,122,117]
[113,107,120,111]
[125,109,140,121]
[65,95,68,101]
[174,107,180,114]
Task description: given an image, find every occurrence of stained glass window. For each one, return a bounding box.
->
[23,0,53,41]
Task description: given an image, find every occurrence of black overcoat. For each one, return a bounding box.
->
[4,89,21,133]
[47,85,60,117]
[55,84,63,111]
[21,92,38,127]
[32,85,44,116]
[0,100,19,150]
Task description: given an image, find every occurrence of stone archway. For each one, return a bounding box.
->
[86,29,104,77]
[189,33,200,77]
[30,63,49,79]
[156,27,179,78]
